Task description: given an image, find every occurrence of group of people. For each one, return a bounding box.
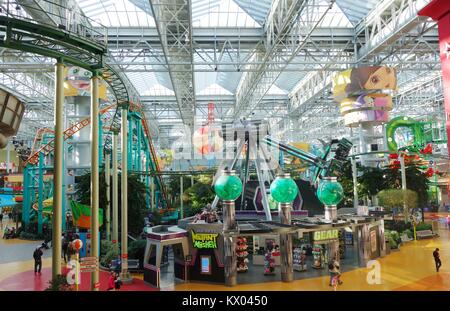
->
[107,271,122,291]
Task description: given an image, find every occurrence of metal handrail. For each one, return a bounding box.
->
[2,0,107,47]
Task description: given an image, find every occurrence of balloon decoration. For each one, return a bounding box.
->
[193,125,223,155]
[72,239,83,251]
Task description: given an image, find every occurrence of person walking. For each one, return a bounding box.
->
[433,248,442,272]
[329,258,343,286]
[62,235,69,263]
[33,246,43,275]
[0,212,3,229]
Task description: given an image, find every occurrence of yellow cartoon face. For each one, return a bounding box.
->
[364,67,396,90]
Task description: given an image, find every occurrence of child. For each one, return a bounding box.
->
[114,272,122,290]
[107,271,116,291]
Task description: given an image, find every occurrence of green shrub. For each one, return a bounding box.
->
[184,204,203,218]
[385,220,412,232]
[402,229,413,239]
[128,239,147,268]
[19,231,44,240]
[101,239,114,256]
[100,248,119,268]
[415,222,432,231]
[386,230,401,249]
[45,274,73,291]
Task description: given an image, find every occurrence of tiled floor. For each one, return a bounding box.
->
[1,222,450,291]
[172,227,450,291]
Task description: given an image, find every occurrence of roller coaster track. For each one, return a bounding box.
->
[0,1,132,133]
[130,104,168,207]
[0,0,169,208]
[30,127,54,156]
[26,104,115,165]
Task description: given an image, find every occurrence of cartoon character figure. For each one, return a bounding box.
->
[345,66,397,95]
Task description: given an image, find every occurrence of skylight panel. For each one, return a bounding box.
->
[75,0,155,27]
[192,0,260,28]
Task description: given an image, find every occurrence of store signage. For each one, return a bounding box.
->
[313,229,339,241]
[191,231,219,249]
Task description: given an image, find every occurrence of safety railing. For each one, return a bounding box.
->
[0,0,107,47]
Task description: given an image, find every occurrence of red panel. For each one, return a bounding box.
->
[418,0,450,20]
[419,0,450,155]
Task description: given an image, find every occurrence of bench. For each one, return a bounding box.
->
[416,230,435,240]
[110,259,141,272]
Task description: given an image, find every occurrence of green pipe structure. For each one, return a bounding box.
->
[386,116,425,152]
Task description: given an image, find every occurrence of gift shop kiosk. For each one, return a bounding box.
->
[186,222,226,284]
[143,225,189,288]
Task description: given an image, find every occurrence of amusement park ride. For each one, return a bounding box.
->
[210,119,353,220]
[18,66,170,235]
[0,63,446,235]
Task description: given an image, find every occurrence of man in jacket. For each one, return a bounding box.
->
[433,248,442,272]
[33,246,43,275]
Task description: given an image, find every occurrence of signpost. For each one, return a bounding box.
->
[72,239,83,291]
[80,256,98,273]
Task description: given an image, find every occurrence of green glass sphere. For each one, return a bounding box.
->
[270,176,299,203]
[214,174,243,201]
[317,179,344,206]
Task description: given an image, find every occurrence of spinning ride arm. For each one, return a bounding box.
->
[262,136,352,182]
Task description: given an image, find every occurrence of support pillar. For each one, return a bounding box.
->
[400,153,408,220]
[324,204,339,262]
[90,72,100,291]
[52,61,65,280]
[223,199,237,287]
[105,151,111,241]
[180,175,184,219]
[112,132,119,250]
[151,177,155,211]
[419,1,450,157]
[215,170,242,287]
[356,224,370,267]
[351,157,358,210]
[121,106,132,283]
[280,202,293,282]
[378,220,386,258]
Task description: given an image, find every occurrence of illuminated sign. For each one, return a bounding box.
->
[201,256,211,274]
[191,231,219,249]
[313,229,339,241]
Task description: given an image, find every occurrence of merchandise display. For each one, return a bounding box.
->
[236,237,249,273]
[293,248,307,272]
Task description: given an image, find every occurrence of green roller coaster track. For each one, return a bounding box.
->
[0,1,169,207]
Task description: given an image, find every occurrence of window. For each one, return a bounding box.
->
[200,255,211,274]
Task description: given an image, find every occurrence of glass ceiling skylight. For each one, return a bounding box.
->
[75,0,155,27]
[192,0,260,28]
